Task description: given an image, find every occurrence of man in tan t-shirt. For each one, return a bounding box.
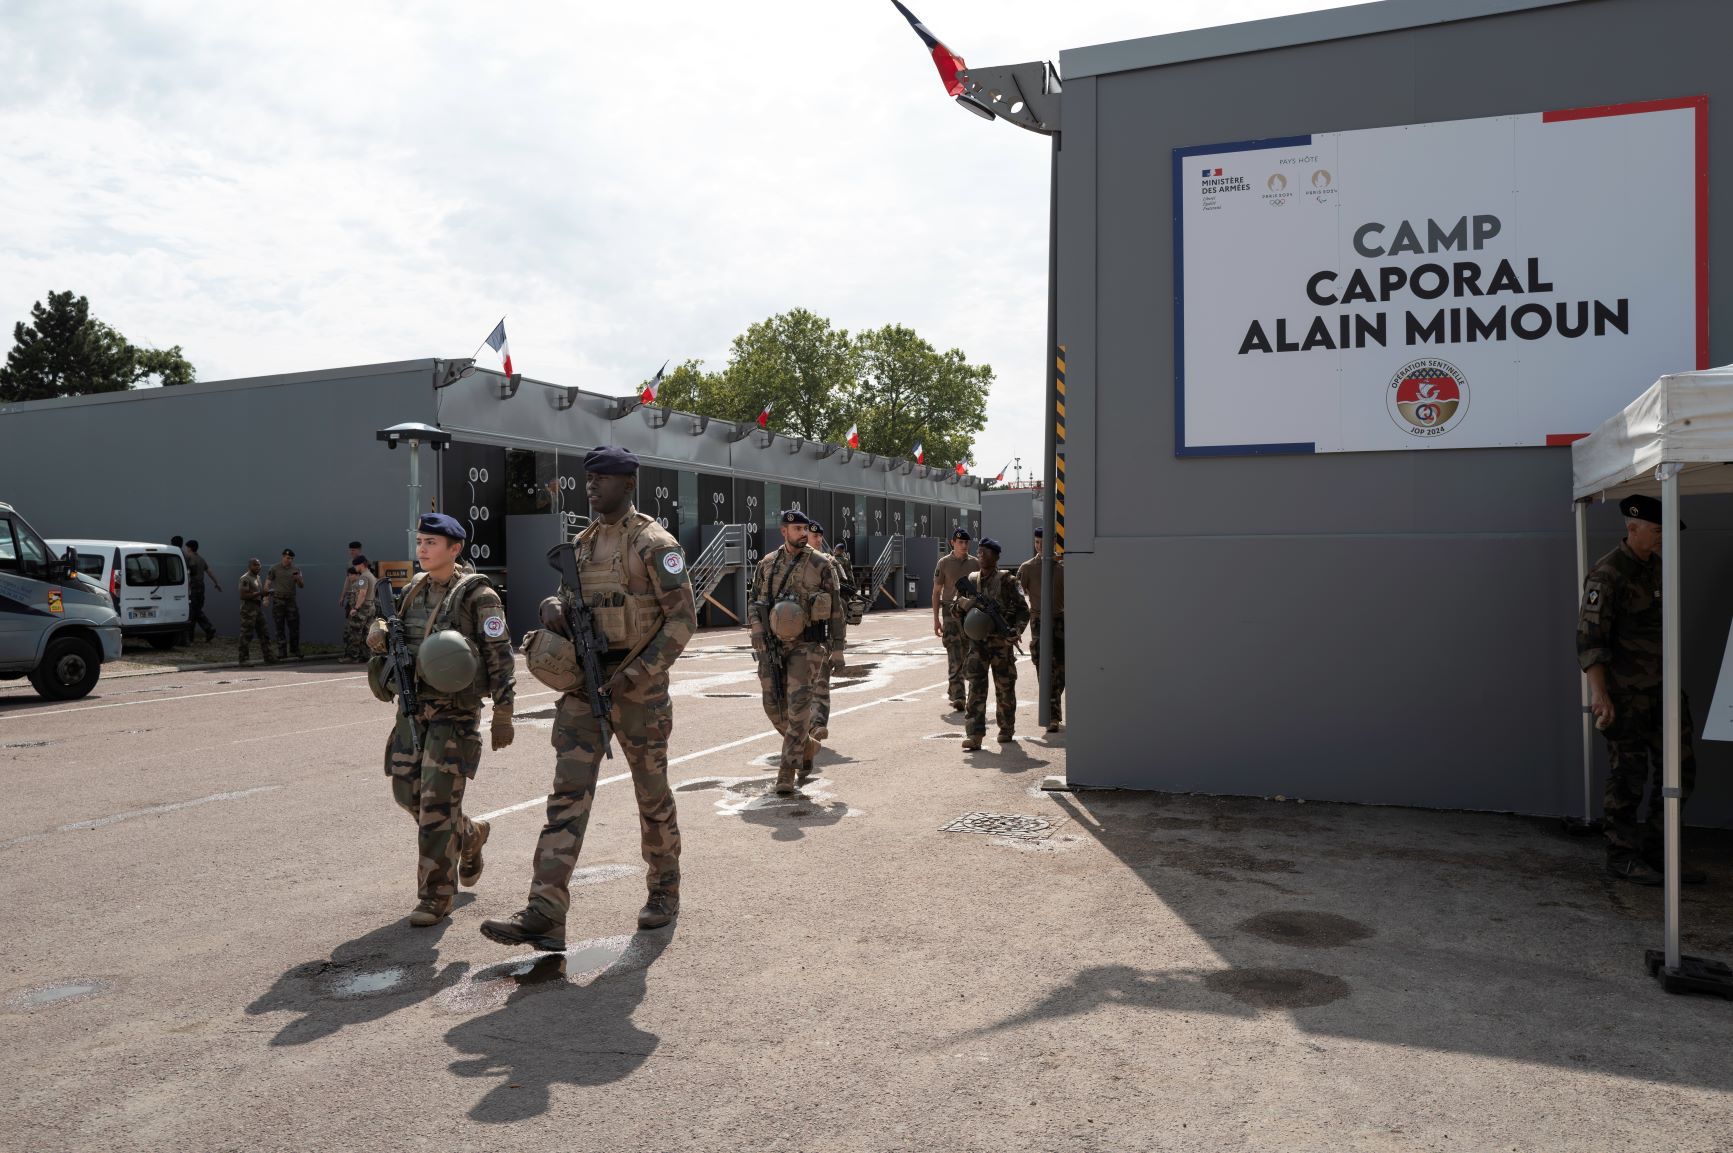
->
[932,528,980,714]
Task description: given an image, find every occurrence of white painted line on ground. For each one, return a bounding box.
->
[230,718,376,744]
[1,785,284,850]
[0,675,368,720]
[477,678,949,823]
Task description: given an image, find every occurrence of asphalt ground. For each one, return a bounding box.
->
[3,609,1731,1152]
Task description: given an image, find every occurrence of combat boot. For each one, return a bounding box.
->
[1607,856,1662,886]
[479,906,567,952]
[408,898,451,927]
[1045,720,1063,733]
[638,889,679,929]
[775,762,798,795]
[961,735,982,752]
[460,819,490,887]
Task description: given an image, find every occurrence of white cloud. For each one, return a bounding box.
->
[0,0,1359,471]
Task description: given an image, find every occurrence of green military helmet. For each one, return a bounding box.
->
[366,654,398,703]
[962,606,995,642]
[768,598,806,642]
[417,628,480,692]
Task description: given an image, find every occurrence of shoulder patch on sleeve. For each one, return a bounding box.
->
[482,614,507,639]
[654,547,689,588]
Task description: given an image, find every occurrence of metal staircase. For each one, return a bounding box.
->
[690,524,748,609]
[868,533,904,610]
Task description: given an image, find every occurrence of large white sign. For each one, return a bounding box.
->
[1175,98,1706,456]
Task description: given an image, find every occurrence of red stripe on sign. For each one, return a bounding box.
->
[1546,433,1589,446]
[1542,95,1709,368]
[1541,94,1706,122]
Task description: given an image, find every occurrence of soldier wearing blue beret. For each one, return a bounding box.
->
[366,506,515,926]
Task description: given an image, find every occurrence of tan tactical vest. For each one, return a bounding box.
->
[400,571,490,707]
[576,513,665,651]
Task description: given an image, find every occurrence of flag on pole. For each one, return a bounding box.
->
[993,461,1010,482]
[913,441,924,465]
[891,1,968,97]
[955,459,966,476]
[846,423,860,449]
[640,361,667,406]
[484,318,513,377]
[756,401,774,428]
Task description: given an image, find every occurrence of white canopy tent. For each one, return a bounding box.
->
[1571,366,1733,995]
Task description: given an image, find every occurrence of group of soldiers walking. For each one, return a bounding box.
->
[355,443,1064,950]
[932,527,1065,751]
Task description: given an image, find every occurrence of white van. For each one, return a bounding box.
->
[47,539,191,649]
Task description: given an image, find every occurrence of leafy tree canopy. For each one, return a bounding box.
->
[0,290,195,403]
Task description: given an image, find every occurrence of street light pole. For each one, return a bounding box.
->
[376,422,453,569]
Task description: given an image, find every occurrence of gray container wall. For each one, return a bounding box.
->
[0,362,438,645]
[1060,0,1733,824]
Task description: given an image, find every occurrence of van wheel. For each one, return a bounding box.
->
[147,635,178,651]
[29,636,102,701]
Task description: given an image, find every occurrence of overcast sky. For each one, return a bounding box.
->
[1,0,1357,477]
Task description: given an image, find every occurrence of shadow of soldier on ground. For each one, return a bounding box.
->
[244,904,474,1046]
[443,928,674,1123]
[965,738,1051,775]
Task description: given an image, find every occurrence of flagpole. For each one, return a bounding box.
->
[1038,132,1058,733]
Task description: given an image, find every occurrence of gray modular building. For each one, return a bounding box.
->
[0,360,981,645]
[1057,0,1733,824]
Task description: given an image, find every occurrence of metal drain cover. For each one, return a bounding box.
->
[941,812,1064,840]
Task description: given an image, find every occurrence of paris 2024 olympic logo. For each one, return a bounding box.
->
[1387,358,1469,438]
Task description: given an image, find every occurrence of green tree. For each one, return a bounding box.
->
[0,291,196,402]
[850,324,991,469]
[716,308,859,440]
[640,357,721,413]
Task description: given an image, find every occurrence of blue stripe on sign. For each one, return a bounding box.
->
[1172,134,1314,459]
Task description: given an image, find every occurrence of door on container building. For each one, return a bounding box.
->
[440,441,507,577]
[503,447,562,643]
[639,465,681,535]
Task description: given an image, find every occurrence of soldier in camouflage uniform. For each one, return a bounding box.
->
[805,521,849,741]
[1017,527,1065,733]
[932,528,980,714]
[956,537,1030,751]
[342,556,378,662]
[179,538,220,644]
[481,446,697,952]
[267,548,304,659]
[366,513,516,927]
[236,558,277,666]
[750,509,845,793]
[1578,494,1701,886]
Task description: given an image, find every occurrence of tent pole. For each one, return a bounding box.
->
[1661,468,1682,972]
[1575,500,1593,825]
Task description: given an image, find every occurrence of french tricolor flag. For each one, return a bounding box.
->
[891,0,967,98]
[913,441,924,465]
[484,318,513,377]
[846,423,860,449]
[756,400,774,428]
[641,361,667,406]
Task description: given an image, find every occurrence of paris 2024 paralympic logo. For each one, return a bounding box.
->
[1386,358,1469,438]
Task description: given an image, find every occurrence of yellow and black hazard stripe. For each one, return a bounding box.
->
[1054,345,1066,557]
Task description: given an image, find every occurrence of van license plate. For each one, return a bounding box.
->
[130,608,156,620]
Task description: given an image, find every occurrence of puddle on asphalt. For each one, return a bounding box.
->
[571,864,639,887]
[438,933,657,1014]
[332,968,406,997]
[9,979,111,1010]
[1237,910,1372,948]
[1203,967,1350,1010]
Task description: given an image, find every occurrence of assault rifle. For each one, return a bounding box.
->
[757,624,786,707]
[548,542,614,758]
[954,573,1022,649]
[377,576,421,759]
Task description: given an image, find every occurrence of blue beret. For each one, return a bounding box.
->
[1032,527,1043,537]
[418,512,467,541]
[780,509,811,526]
[950,528,970,541]
[584,445,639,475]
[806,520,826,536]
[979,537,1002,553]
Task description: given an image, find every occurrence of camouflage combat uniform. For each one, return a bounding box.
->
[811,548,852,739]
[958,567,1030,743]
[369,571,515,908]
[528,507,696,924]
[267,559,302,657]
[751,543,845,786]
[343,568,378,661]
[184,548,217,642]
[934,551,981,710]
[1577,540,1696,863]
[1017,550,1065,726]
[237,569,275,664]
